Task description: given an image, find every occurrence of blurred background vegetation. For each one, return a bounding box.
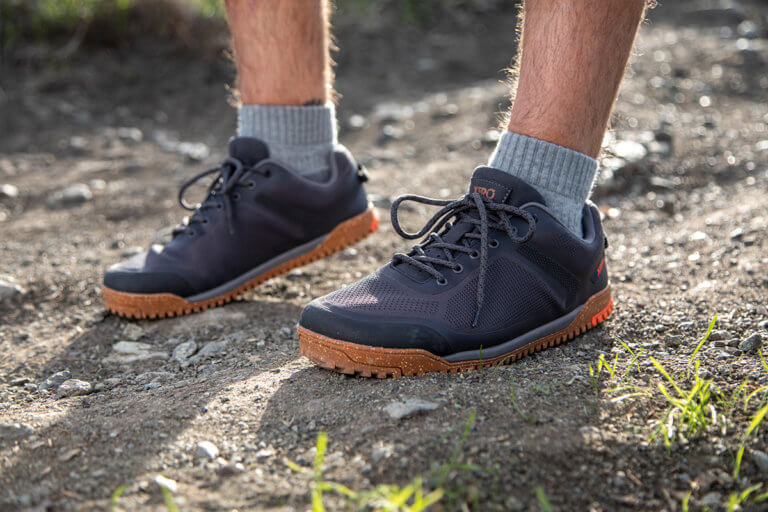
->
[0,0,509,55]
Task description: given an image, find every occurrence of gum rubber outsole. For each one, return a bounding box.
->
[103,207,380,320]
[298,285,614,378]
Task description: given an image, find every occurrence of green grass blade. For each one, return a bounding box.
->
[535,486,553,512]
[110,485,126,512]
[688,316,717,374]
[733,402,768,478]
[160,487,179,512]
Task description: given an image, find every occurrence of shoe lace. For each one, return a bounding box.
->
[173,156,269,237]
[390,191,536,327]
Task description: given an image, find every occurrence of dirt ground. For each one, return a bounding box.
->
[2,1,768,510]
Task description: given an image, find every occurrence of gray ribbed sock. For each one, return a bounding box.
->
[488,131,598,237]
[237,104,337,178]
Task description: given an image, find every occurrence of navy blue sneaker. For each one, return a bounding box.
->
[103,137,378,319]
[297,166,613,377]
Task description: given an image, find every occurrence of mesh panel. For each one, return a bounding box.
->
[549,232,584,259]
[445,257,559,329]
[515,244,580,294]
[325,273,439,315]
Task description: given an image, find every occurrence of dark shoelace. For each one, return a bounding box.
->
[174,156,269,237]
[391,192,536,327]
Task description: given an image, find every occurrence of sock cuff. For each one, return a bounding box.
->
[488,131,598,203]
[237,103,337,146]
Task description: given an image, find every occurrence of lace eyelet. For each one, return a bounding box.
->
[436,277,448,286]
[511,227,518,236]
[489,239,499,248]
[247,181,256,188]
[264,169,272,177]
[217,204,223,210]
[469,250,480,259]
[452,264,464,274]
[202,219,209,224]
[233,193,241,200]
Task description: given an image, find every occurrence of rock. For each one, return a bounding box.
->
[176,141,209,162]
[739,333,762,353]
[171,308,247,333]
[109,127,143,142]
[254,448,275,460]
[612,140,647,163]
[0,184,19,199]
[58,448,81,462]
[0,423,33,440]
[371,441,393,464]
[372,102,413,123]
[346,114,367,130]
[195,441,219,460]
[709,330,729,341]
[700,492,722,508]
[172,340,197,365]
[189,341,227,364]
[431,103,459,119]
[750,449,768,474]
[56,379,91,398]
[383,398,440,420]
[153,474,178,494]
[105,341,167,364]
[0,276,25,301]
[122,324,145,341]
[737,20,760,39]
[730,227,744,240]
[379,124,404,143]
[216,460,245,476]
[48,183,92,208]
[120,246,143,258]
[39,370,72,391]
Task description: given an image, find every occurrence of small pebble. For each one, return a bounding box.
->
[195,441,219,460]
[738,332,762,353]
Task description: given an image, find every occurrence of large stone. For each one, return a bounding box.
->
[189,341,228,364]
[383,398,440,420]
[38,370,72,391]
[48,183,92,208]
[56,379,92,398]
[105,341,167,364]
[0,276,25,301]
[172,340,198,364]
[0,184,19,199]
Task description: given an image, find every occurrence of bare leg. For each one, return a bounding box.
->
[506,0,647,157]
[225,0,331,106]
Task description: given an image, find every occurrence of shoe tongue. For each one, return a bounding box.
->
[228,137,270,166]
[468,166,546,207]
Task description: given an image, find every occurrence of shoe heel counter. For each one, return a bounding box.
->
[588,205,610,291]
[334,145,370,216]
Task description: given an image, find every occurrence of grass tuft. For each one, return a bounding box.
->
[288,410,481,511]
